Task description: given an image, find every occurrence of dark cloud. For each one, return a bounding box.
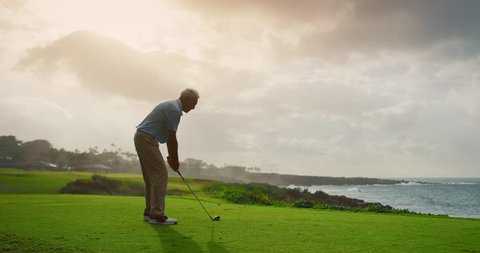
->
[176,0,480,59]
[309,0,480,55]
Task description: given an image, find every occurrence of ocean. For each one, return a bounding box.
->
[289,178,480,219]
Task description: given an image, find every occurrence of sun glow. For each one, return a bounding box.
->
[27,0,210,57]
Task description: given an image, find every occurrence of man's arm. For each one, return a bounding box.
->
[166,129,179,171]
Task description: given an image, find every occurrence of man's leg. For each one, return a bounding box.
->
[134,131,168,219]
[146,148,168,219]
[134,132,151,217]
[138,155,151,217]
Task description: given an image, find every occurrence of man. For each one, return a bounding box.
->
[134,88,199,225]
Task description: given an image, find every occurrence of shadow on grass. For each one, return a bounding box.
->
[208,222,228,253]
[151,225,202,252]
[150,222,228,253]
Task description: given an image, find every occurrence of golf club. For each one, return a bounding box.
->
[177,171,220,221]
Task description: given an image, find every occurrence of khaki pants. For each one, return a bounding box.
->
[134,130,168,218]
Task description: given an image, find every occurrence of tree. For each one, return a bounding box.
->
[50,148,69,168]
[21,139,52,164]
[183,158,207,169]
[0,135,22,161]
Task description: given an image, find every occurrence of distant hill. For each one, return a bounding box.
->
[178,160,404,186]
[235,172,403,186]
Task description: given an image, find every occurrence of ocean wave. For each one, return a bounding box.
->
[316,187,362,193]
[446,182,477,185]
[396,181,425,186]
[346,187,361,192]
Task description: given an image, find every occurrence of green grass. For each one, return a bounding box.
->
[0,168,206,194]
[1,168,480,252]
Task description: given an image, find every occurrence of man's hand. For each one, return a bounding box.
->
[167,156,180,172]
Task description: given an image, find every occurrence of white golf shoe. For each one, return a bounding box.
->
[148,216,178,225]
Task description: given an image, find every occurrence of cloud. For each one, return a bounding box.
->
[0,95,74,142]
[176,0,480,60]
[16,30,270,103]
[0,0,34,33]
[0,0,24,9]
[256,74,395,129]
[446,80,480,116]
[230,133,262,150]
[16,31,197,101]
[363,100,425,130]
[277,135,346,155]
[368,135,450,157]
[0,19,21,32]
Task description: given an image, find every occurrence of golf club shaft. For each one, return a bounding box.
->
[177,171,214,220]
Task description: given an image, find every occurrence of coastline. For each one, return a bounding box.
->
[288,178,480,219]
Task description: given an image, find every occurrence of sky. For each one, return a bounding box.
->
[1,0,479,177]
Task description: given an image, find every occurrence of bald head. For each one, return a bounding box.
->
[179,88,199,113]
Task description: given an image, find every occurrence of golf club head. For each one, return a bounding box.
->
[211,215,221,221]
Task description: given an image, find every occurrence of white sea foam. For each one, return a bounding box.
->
[397,181,424,186]
[346,187,361,192]
[446,182,477,185]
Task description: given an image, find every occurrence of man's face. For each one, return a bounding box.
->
[182,97,198,113]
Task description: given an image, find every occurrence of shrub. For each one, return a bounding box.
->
[204,183,274,205]
[60,175,145,196]
[203,182,432,216]
[292,199,314,208]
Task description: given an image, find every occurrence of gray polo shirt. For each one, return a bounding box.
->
[136,99,183,143]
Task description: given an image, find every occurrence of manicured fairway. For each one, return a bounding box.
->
[0,169,205,194]
[1,169,479,252]
[1,194,480,253]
